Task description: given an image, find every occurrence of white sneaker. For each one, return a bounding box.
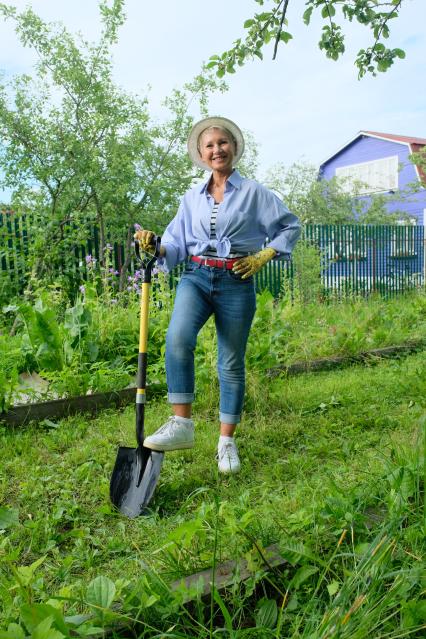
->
[217,439,241,474]
[144,416,194,451]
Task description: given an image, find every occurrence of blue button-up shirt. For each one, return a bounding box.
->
[159,170,301,272]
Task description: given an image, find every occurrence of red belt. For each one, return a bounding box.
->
[191,255,240,269]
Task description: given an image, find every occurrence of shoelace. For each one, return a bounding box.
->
[218,442,238,462]
[156,417,180,434]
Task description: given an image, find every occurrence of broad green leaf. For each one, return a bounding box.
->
[8,625,25,639]
[0,624,25,639]
[86,576,116,609]
[213,588,233,633]
[255,597,278,629]
[0,506,19,529]
[32,616,64,639]
[291,564,319,589]
[168,518,204,548]
[20,603,68,635]
[303,7,313,25]
[64,614,92,626]
[280,31,293,43]
[17,556,47,586]
[244,19,255,28]
[327,580,340,596]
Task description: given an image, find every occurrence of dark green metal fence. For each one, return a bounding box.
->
[1,210,424,300]
[303,224,425,298]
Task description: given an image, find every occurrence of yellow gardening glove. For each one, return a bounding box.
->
[134,229,166,256]
[232,248,277,279]
[134,229,156,252]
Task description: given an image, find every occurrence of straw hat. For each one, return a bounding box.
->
[187,116,245,171]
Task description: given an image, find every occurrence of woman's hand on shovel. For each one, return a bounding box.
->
[134,229,165,256]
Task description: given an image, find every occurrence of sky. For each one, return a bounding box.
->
[0,0,425,196]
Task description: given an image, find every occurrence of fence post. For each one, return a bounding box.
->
[371,236,377,293]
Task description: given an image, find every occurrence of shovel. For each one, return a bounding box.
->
[110,236,164,518]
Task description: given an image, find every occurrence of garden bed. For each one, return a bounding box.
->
[1,339,425,427]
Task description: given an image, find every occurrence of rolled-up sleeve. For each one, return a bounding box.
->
[157,201,188,272]
[261,189,302,258]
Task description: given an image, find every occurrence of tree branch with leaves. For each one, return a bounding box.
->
[207,0,407,79]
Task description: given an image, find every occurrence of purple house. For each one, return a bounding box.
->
[319,131,426,225]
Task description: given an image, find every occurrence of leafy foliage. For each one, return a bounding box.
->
[207,0,407,79]
[0,1,225,292]
[263,161,412,224]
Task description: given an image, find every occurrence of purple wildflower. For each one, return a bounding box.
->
[79,285,86,295]
[134,223,142,231]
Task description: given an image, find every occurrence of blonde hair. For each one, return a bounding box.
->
[197,126,237,154]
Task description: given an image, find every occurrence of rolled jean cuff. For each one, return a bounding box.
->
[168,392,195,404]
[219,412,240,425]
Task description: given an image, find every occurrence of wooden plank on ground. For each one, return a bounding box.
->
[0,385,166,426]
[267,340,426,378]
[170,543,287,602]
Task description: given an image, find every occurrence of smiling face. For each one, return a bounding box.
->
[198,126,236,174]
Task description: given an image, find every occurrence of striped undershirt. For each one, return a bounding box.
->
[202,201,245,259]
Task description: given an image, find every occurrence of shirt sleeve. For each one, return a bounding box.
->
[157,200,189,272]
[259,188,302,259]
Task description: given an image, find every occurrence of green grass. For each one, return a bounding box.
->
[1,348,425,637]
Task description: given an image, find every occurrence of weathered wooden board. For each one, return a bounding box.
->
[267,340,425,378]
[0,385,166,427]
[170,543,287,602]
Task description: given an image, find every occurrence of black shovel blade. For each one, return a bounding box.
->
[110,445,164,518]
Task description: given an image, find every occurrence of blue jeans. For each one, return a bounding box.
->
[166,261,257,424]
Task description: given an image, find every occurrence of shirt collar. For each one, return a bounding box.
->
[198,169,243,194]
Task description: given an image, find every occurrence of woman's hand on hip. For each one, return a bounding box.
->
[232,248,277,279]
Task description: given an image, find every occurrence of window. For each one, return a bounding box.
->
[335,156,398,195]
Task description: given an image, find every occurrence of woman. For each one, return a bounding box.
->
[135,116,301,473]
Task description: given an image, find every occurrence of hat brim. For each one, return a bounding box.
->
[187,116,245,171]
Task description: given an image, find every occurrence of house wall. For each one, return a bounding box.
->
[320,135,426,224]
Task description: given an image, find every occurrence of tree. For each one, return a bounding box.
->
[0,0,225,293]
[207,0,407,79]
[263,160,410,224]
[410,148,426,188]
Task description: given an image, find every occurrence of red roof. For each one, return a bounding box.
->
[362,130,426,146]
